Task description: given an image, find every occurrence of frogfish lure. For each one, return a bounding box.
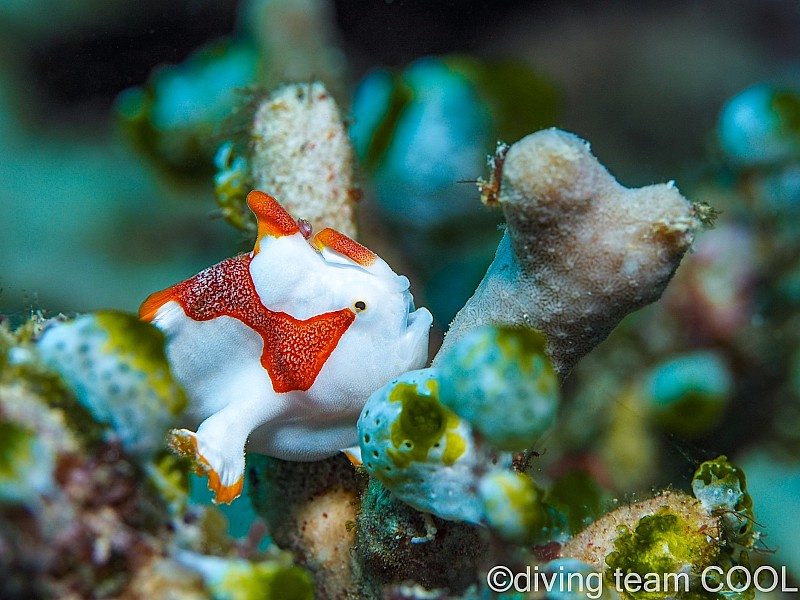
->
[140,191,432,503]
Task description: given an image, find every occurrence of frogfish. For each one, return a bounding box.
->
[140,191,432,503]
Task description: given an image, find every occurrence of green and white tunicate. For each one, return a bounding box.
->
[357,368,484,523]
[38,311,186,459]
[645,351,732,437]
[438,325,560,451]
[478,470,548,544]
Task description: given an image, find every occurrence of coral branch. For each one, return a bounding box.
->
[250,82,361,238]
[435,128,700,376]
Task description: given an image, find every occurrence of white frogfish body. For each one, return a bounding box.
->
[140,191,432,503]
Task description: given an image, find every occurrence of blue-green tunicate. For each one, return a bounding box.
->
[539,559,606,600]
[478,470,547,544]
[37,311,186,459]
[350,57,492,225]
[645,351,732,437]
[116,40,259,174]
[692,455,755,547]
[718,84,800,166]
[214,142,252,231]
[357,368,485,523]
[437,325,560,451]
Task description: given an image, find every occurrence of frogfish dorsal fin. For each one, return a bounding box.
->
[247,191,300,254]
[314,227,376,266]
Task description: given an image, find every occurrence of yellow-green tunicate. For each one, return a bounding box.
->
[0,419,54,504]
[214,142,253,233]
[37,311,186,459]
[478,470,548,544]
[604,508,721,600]
[645,351,732,437]
[357,368,485,522]
[175,550,314,600]
[692,455,756,548]
[438,325,560,451]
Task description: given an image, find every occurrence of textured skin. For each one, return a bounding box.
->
[436,128,699,376]
[152,254,355,393]
[140,192,432,503]
[313,228,376,266]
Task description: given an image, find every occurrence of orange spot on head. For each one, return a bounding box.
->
[314,228,376,266]
[247,191,300,253]
[139,287,177,322]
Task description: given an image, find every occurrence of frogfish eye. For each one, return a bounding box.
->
[353,300,367,312]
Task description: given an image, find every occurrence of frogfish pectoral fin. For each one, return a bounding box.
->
[247,190,301,254]
[167,428,244,504]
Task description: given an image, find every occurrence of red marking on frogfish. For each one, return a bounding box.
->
[314,228,376,266]
[247,191,300,254]
[139,254,355,393]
